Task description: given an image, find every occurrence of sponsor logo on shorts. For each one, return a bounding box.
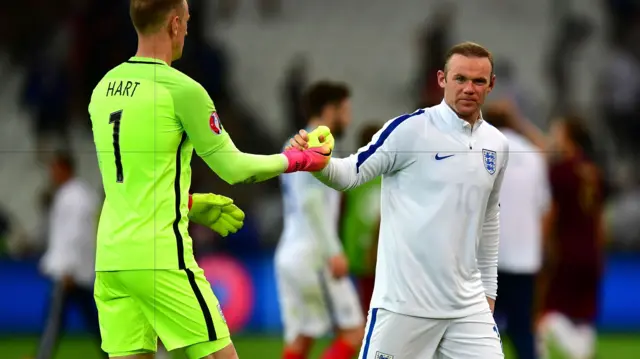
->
[217,303,227,324]
[209,112,223,134]
[375,351,394,359]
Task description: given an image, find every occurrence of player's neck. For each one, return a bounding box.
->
[445,101,480,125]
[136,36,173,66]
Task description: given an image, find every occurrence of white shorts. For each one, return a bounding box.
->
[275,262,364,343]
[359,308,504,359]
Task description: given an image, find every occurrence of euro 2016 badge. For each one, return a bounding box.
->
[375,352,394,359]
[482,149,497,175]
[209,112,223,134]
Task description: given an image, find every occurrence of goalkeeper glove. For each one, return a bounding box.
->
[283,126,335,173]
[188,193,245,237]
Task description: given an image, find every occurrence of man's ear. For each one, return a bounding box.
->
[489,74,496,90]
[170,16,179,36]
[437,70,447,89]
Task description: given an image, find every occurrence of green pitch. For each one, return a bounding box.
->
[2,334,640,358]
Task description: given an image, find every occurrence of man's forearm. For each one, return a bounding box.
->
[314,156,376,191]
[201,141,288,185]
[478,211,499,300]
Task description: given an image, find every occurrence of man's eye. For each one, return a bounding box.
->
[455,77,465,83]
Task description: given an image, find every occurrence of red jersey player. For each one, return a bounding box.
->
[537,115,605,359]
[487,101,606,359]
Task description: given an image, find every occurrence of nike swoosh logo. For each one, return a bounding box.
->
[435,153,454,160]
[311,148,332,157]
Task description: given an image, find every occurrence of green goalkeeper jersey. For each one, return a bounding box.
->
[89,56,242,271]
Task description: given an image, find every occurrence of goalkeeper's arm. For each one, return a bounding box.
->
[198,134,331,185]
[199,139,288,185]
[177,83,330,185]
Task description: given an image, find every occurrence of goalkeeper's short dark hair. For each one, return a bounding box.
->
[130,0,185,35]
[302,81,351,119]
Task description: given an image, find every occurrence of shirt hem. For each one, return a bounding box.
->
[373,301,490,319]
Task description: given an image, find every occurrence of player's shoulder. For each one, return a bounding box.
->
[114,59,205,94]
[152,66,212,109]
[380,108,429,139]
[157,66,205,93]
[163,66,199,85]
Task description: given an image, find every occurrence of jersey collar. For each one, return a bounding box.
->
[127,56,168,65]
[436,99,484,132]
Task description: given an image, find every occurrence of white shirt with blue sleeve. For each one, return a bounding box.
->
[315,100,510,319]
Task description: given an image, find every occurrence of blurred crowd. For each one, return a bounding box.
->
[0,0,637,253]
[0,0,638,257]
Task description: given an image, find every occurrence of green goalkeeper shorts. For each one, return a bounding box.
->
[94,268,231,358]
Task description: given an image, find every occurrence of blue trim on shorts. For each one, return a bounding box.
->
[362,308,378,358]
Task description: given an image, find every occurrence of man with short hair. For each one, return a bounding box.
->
[538,116,605,359]
[88,1,331,358]
[289,41,508,358]
[488,103,605,359]
[277,81,364,359]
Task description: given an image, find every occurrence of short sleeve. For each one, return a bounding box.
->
[173,81,231,157]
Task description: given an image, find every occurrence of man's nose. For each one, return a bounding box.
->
[463,82,475,93]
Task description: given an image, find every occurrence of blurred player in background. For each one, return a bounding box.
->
[289,42,507,358]
[340,124,382,315]
[484,104,552,359]
[277,81,364,359]
[36,152,102,359]
[494,103,606,359]
[88,1,332,358]
[538,116,605,359]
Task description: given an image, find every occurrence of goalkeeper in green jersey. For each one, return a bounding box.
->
[88,1,332,358]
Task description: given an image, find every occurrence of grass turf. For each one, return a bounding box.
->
[2,334,640,358]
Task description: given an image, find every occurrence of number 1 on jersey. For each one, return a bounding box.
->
[109,110,124,183]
